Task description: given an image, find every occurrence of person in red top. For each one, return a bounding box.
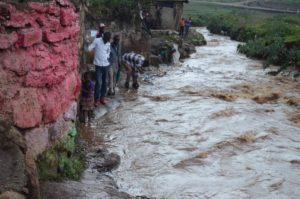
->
[179,17,185,38]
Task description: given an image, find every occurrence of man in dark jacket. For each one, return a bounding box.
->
[108,35,121,95]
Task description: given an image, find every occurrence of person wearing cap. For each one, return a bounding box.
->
[88,32,111,106]
[122,52,149,90]
[96,23,106,38]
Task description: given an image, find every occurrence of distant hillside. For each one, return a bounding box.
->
[246,0,300,12]
[191,0,300,11]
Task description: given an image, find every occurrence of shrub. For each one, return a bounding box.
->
[287,47,300,67]
[37,128,86,181]
[212,13,300,72]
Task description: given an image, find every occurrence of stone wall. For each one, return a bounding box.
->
[150,2,184,30]
[0,0,80,128]
[0,0,81,198]
[122,30,151,60]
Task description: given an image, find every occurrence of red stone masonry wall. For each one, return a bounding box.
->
[0,0,80,129]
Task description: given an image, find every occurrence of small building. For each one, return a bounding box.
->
[150,0,188,30]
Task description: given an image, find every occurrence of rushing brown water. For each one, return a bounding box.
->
[95,28,300,199]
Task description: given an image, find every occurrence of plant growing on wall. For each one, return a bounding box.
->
[37,128,86,181]
[86,0,153,23]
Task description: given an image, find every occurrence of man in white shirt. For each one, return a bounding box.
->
[88,32,111,106]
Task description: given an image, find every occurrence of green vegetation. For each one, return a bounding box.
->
[192,0,242,2]
[187,31,207,46]
[87,0,136,22]
[88,0,136,9]
[157,31,206,46]
[87,0,152,23]
[37,128,85,181]
[184,3,300,74]
[237,17,300,72]
[270,0,300,4]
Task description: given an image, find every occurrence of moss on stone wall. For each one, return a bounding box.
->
[151,29,207,63]
[37,128,85,181]
[187,32,207,46]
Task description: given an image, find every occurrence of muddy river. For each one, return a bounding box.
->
[95,28,300,199]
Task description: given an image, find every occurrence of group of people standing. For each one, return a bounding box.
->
[179,17,192,38]
[80,23,149,125]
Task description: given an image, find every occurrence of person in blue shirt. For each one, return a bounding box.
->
[185,17,192,37]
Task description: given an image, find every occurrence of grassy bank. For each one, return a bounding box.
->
[184,2,300,75]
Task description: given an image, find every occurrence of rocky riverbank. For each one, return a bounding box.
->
[41,146,131,199]
[150,28,206,66]
[40,66,171,199]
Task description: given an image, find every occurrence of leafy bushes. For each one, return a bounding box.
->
[37,128,85,181]
[87,0,138,23]
[88,0,134,8]
[191,11,300,73]
[186,29,207,46]
[230,26,257,42]
[87,0,153,22]
[236,19,300,71]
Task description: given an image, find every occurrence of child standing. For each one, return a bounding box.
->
[81,72,95,125]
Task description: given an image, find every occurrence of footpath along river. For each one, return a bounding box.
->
[97,28,300,199]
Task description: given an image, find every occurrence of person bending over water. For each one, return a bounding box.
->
[122,52,149,90]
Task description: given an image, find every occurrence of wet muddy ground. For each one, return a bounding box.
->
[85,28,300,199]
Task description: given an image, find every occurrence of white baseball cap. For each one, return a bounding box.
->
[99,23,106,28]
